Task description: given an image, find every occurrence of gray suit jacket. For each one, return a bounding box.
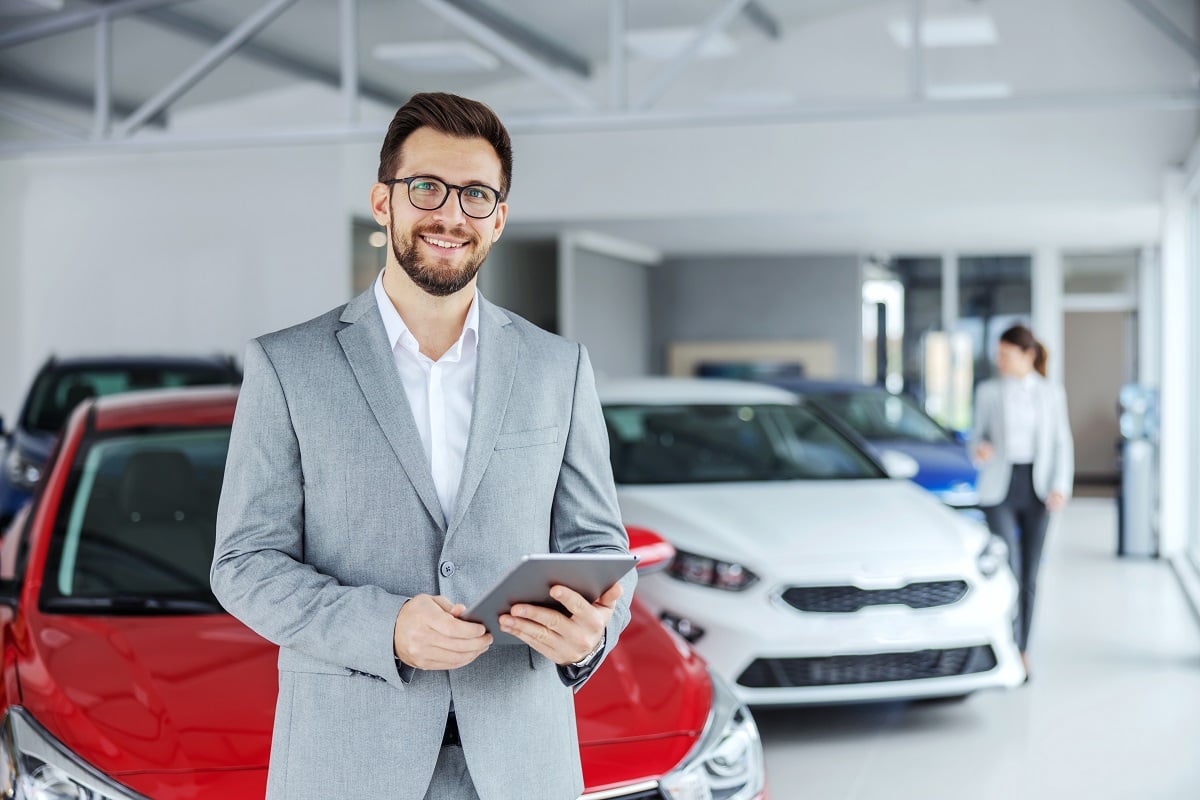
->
[968,374,1074,507]
[211,288,635,800]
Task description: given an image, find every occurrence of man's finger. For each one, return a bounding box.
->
[432,614,490,640]
[509,603,567,630]
[594,582,623,610]
[549,585,591,617]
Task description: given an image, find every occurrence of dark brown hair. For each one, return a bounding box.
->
[377,92,513,196]
[999,324,1047,377]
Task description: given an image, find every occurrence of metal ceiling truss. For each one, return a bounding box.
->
[0,0,1199,157]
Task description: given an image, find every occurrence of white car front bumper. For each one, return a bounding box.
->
[638,567,1025,706]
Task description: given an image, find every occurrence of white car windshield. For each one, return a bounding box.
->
[603,403,883,485]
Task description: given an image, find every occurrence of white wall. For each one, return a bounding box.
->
[559,241,652,379]
[1,144,347,421]
[0,160,26,426]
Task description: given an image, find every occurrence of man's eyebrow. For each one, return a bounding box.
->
[408,172,501,189]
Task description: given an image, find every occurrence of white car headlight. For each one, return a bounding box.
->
[668,550,759,592]
[1,707,148,800]
[3,449,41,491]
[976,534,1009,579]
[660,671,765,800]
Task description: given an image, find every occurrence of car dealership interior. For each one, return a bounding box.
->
[2,1,1200,799]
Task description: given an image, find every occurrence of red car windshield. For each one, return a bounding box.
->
[39,427,230,614]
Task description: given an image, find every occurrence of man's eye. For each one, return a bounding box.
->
[412,181,440,192]
[464,187,490,200]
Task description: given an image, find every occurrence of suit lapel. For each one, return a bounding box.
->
[336,289,446,532]
[448,297,518,536]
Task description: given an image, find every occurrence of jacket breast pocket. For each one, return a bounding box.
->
[495,425,559,451]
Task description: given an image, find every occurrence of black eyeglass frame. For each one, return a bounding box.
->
[383,175,505,219]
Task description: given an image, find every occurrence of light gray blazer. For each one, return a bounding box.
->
[211,288,635,800]
[968,374,1074,507]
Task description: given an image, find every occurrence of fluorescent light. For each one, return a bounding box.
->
[925,82,1012,101]
[625,27,738,61]
[0,0,64,14]
[888,15,998,48]
[372,40,499,72]
[706,90,796,110]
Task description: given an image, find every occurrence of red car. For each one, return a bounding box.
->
[0,387,765,800]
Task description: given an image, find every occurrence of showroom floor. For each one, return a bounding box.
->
[753,497,1200,800]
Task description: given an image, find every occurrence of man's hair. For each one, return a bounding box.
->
[377,92,513,196]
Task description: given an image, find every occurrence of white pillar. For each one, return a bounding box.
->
[1159,169,1191,558]
[1032,246,1064,386]
[1137,245,1161,388]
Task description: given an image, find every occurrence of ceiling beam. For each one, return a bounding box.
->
[0,0,190,50]
[633,0,750,111]
[741,1,780,40]
[1123,0,1200,66]
[134,4,410,107]
[417,0,594,110]
[0,67,167,127]
[432,0,590,80]
[116,0,299,136]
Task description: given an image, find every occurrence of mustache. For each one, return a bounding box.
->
[414,222,477,244]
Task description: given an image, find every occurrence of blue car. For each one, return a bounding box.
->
[0,354,242,526]
[769,379,979,511]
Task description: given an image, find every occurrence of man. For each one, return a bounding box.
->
[211,92,635,800]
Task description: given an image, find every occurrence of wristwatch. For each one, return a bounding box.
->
[571,634,605,668]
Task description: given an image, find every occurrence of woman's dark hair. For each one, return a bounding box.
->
[999,324,1047,377]
[377,92,513,196]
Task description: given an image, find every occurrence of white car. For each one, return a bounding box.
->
[600,378,1025,706]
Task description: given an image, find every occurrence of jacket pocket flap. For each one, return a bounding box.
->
[495,425,559,450]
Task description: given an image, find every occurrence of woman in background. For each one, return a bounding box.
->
[969,324,1074,676]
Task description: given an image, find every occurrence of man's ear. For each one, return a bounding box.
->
[369,183,391,227]
[490,202,508,243]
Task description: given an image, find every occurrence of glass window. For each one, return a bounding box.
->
[41,428,230,614]
[957,256,1033,384]
[21,365,239,434]
[603,403,882,485]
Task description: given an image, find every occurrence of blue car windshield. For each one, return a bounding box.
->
[40,427,230,614]
[812,392,953,445]
[21,365,237,433]
[603,403,883,485]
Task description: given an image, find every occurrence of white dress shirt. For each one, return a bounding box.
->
[1002,373,1038,465]
[374,271,478,525]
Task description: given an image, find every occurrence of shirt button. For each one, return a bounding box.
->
[440,560,456,578]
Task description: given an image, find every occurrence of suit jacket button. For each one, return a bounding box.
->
[440,560,456,577]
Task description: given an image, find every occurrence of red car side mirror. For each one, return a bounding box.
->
[626,526,675,574]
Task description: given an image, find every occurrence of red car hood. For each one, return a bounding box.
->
[20,599,710,798]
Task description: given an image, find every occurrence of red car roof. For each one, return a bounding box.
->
[91,386,239,431]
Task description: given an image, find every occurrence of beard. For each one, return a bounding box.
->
[390,219,490,298]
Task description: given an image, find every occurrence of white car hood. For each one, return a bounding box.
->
[617,479,987,580]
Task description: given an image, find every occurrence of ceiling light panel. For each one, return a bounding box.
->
[372,40,500,72]
[625,27,739,61]
[888,15,998,48]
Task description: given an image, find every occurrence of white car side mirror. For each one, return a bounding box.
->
[879,449,920,480]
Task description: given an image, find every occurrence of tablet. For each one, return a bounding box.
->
[462,553,637,646]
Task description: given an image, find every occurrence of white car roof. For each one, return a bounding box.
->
[597,377,800,405]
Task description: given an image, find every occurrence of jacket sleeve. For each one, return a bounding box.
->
[211,339,412,690]
[1050,383,1075,498]
[549,344,637,690]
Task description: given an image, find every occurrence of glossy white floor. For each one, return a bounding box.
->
[753,497,1200,800]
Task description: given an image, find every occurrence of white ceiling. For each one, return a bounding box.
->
[1,0,1198,257]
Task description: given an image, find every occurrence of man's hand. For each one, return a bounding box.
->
[500,582,623,666]
[974,442,994,463]
[393,594,492,671]
[1046,490,1067,513]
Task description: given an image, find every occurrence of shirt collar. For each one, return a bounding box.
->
[373,270,479,362]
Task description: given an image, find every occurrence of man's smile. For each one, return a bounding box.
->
[421,234,467,251]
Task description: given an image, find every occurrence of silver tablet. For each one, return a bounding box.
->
[462,553,637,646]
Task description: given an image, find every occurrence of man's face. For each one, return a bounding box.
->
[371,127,508,297]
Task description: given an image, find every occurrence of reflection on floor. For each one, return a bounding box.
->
[754,498,1200,800]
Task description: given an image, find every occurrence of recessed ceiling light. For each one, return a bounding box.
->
[0,0,64,14]
[372,40,499,72]
[625,27,738,61]
[925,82,1012,101]
[888,15,998,48]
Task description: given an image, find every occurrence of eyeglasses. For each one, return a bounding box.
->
[383,175,504,219]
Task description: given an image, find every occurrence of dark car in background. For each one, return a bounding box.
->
[0,355,241,527]
[769,379,979,511]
